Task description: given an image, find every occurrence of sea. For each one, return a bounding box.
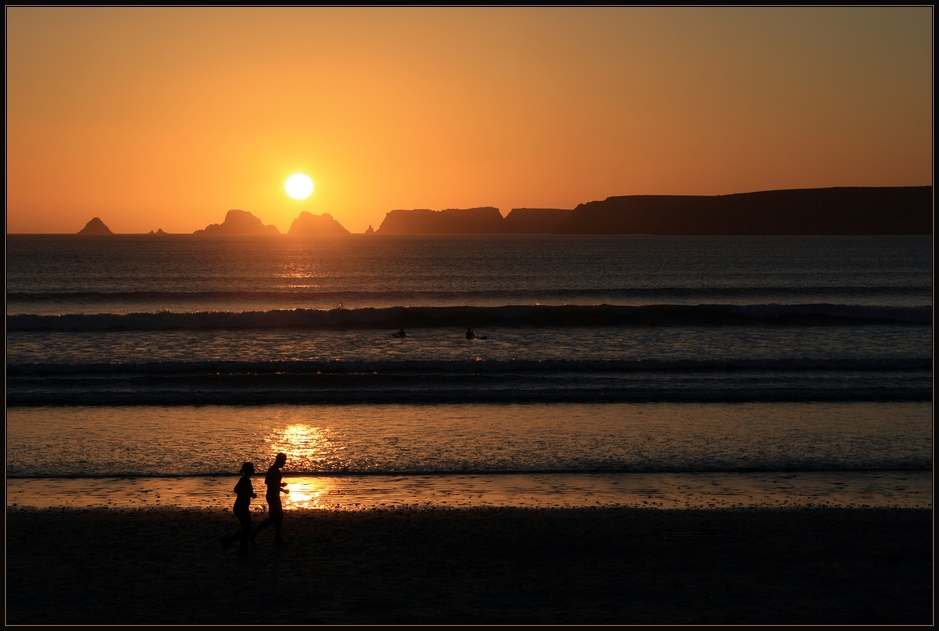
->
[6,234,933,511]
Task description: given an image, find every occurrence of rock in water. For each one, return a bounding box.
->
[77,218,113,235]
[287,211,350,236]
[193,209,281,235]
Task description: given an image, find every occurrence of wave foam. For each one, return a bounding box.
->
[7,303,932,331]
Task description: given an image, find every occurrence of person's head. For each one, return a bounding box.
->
[241,462,255,475]
[274,452,287,467]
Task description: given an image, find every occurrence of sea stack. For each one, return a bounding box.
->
[77,218,113,235]
[287,211,350,235]
[193,209,281,235]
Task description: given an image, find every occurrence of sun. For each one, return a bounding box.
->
[285,174,314,200]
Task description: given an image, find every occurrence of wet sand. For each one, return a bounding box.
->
[6,507,932,624]
[7,471,932,511]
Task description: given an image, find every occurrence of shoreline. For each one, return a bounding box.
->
[7,471,932,511]
[7,506,932,624]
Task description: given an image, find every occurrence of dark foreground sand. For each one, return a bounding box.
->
[6,507,932,625]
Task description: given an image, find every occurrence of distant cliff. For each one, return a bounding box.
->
[555,187,933,235]
[194,209,281,235]
[502,208,572,233]
[77,217,113,235]
[288,211,350,236]
[371,187,931,236]
[377,207,505,234]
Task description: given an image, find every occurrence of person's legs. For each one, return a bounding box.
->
[223,509,251,551]
[271,501,285,543]
[237,511,251,555]
[252,499,280,542]
[252,516,271,542]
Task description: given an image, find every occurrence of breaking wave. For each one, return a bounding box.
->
[7,303,931,331]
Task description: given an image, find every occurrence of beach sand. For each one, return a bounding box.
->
[6,507,932,625]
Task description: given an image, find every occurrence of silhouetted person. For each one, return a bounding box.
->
[393,329,407,338]
[222,462,256,556]
[466,328,475,340]
[252,452,289,545]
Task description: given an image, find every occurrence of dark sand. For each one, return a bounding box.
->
[6,507,932,625]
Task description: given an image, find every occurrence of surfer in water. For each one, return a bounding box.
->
[466,328,475,340]
[393,329,407,338]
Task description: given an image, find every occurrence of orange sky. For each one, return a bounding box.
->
[6,7,933,234]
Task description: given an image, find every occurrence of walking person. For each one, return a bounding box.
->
[221,462,257,556]
[252,452,289,546]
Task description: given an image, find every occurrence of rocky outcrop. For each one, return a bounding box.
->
[77,217,113,235]
[373,207,573,234]
[147,229,169,235]
[193,210,280,236]
[287,211,350,236]
[376,207,505,234]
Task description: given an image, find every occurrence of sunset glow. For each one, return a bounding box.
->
[6,7,932,234]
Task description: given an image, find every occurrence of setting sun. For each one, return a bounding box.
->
[285,174,314,200]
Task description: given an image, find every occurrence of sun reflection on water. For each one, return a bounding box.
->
[281,478,335,509]
[268,424,332,466]
[265,424,342,508]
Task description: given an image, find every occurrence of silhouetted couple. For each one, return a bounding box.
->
[222,452,289,555]
[221,461,256,556]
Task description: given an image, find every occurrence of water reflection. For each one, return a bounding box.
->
[267,424,334,470]
[281,478,333,509]
[267,424,340,507]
